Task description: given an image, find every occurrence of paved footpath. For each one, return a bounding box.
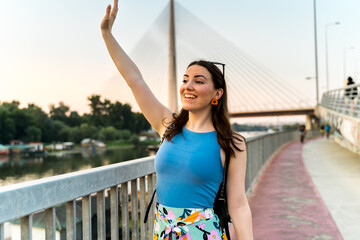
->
[248,137,344,240]
[303,137,360,240]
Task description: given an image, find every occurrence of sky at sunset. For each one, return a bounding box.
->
[1,0,359,124]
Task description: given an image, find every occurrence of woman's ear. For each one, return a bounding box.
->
[216,88,224,100]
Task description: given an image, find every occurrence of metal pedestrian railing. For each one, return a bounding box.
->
[0,130,318,240]
[321,83,360,117]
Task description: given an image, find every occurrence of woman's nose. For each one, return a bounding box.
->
[185,80,194,90]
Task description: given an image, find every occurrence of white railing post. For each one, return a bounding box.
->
[45,207,56,240]
[0,223,4,240]
[82,195,92,240]
[110,186,119,240]
[131,179,139,240]
[96,190,105,240]
[139,176,147,240]
[66,200,76,240]
[20,215,32,240]
[120,182,129,240]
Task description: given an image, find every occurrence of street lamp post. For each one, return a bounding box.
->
[343,46,355,82]
[355,59,360,82]
[313,0,320,104]
[325,21,340,91]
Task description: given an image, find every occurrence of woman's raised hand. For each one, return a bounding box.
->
[101,0,118,34]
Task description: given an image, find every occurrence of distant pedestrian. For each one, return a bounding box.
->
[345,77,358,100]
[299,124,306,143]
[320,125,325,137]
[325,124,331,139]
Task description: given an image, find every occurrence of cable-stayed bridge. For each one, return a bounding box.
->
[104,1,315,119]
[1,2,359,240]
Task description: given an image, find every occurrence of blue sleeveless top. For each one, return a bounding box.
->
[155,127,223,208]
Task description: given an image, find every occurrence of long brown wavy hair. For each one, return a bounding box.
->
[163,60,245,158]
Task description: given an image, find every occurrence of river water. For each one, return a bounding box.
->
[0,131,268,187]
[0,146,149,187]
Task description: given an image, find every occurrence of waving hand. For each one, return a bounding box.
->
[101,0,118,34]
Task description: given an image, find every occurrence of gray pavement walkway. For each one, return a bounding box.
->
[303,137,360,240]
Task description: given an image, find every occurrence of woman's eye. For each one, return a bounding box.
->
[195,81,204,84]
[182,79,188,83]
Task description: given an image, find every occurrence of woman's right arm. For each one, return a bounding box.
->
[101,0,173,135]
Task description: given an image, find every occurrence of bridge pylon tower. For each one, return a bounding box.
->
[168,0,178,113]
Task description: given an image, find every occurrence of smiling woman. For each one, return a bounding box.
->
[101,0,253,239]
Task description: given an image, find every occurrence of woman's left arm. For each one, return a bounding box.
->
[226,138,254,240]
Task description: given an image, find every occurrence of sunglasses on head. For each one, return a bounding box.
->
[211,62,225,79]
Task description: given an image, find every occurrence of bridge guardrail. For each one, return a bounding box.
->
[320,83,360,117]
[0,130,319,240]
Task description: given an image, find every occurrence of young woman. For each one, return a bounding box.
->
[101,1,253,239]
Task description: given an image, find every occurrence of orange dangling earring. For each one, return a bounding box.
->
[211,97,218,105]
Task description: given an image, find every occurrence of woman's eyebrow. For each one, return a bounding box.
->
[194,75,207,80]
[183,74,208,80]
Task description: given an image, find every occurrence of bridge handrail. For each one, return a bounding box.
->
[320,83,360,117]
[0,130,318,240]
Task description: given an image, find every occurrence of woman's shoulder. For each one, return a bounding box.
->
[232,131,246,152]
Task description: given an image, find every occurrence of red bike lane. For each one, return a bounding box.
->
[248,140,343,240]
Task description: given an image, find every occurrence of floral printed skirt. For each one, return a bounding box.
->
[153,202,227,240]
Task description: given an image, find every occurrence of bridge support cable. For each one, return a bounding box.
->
[128,3,170,107]
[174,5,264,112]
[228,45,307,108]
[193,13,308,109]
[108,1,313,114]
[174,2,310,113]
[191,23,289,111]
[217,41,299,110]
[195,19,303,110]
[199,34,267,111]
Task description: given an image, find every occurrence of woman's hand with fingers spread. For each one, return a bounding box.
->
[101,0,118,35]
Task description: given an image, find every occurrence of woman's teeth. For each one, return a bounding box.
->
[184,94,196,99]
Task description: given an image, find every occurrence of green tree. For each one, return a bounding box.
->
[58,126,71,142]
[133,112,151,134]
[0,109,15,144]
[122,104,134,131]
[11,108,35,140]
[49,102,70,123]
[88,95,104,126]
[79,123,98,140]
[1,101,20,112]
[98,126,120,141]
[130,134,140,145]
[119,129,132,140]
[282,123,300,131]
[52,120,68,142]
[108,101,124,129]
[24,126,42,142]
[68,111,82,127]
[25,104,52,142]
[68,127,82,144]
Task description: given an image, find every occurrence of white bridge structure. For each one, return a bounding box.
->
[0,0,359,239]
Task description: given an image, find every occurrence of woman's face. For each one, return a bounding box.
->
[180,65,222,112]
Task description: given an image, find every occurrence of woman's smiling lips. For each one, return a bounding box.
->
[184,93,197,99]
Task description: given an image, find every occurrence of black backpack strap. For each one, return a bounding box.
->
[223,152,231,240]
[143,189,157,223]
[219,151,230,199]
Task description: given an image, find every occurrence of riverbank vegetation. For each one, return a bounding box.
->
[0,95,151,145]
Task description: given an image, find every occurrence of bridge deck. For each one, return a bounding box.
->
[248,136,360,239]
